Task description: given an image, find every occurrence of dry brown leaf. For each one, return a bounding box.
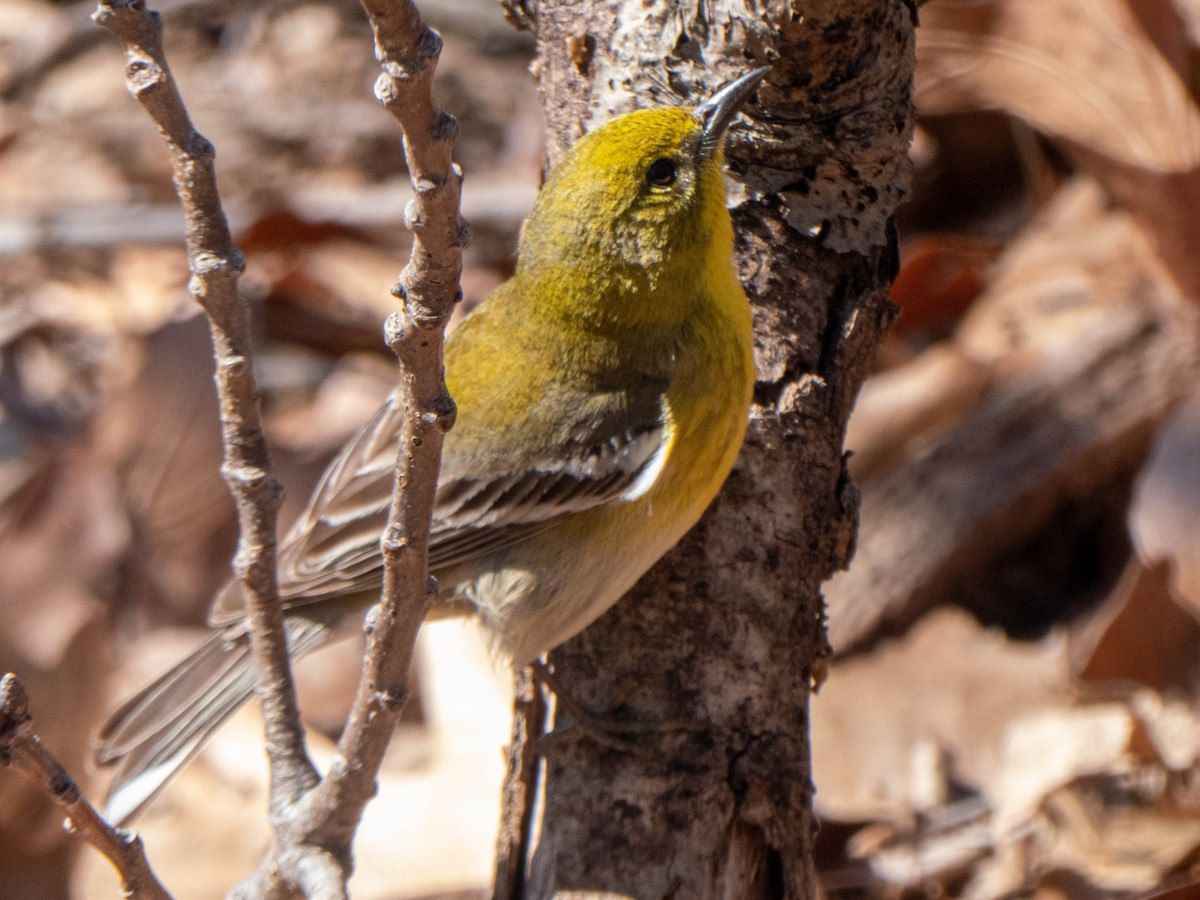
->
[917,1,1200,299]
[1180,0,1200,52]
[812,608,1071,824]
[845,343,987,480]
[1072,561,1200,695]
[828,179,1199,653]
[964,781,1200,898]
[855,814,992,888]
[1130,690,1200,771]
[917,0,1200,171]
[1036,787,1200,893]
[1130,396,1200,614]
[954,180,1172,366]
[815,606,1200,895]
[993,705,1134,832]
[890,234,999,338]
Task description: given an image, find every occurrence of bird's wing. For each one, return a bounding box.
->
[208,388,668,626]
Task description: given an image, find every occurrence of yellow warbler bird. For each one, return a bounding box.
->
[97,67,767,823]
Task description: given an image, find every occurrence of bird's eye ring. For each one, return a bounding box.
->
[646,157,677,188]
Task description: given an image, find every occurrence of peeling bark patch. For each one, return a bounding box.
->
[566,32,595,75]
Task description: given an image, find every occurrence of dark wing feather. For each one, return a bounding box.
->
[209,390,666,626]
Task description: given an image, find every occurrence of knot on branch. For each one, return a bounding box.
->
[51,769,81,804]
[433,110,458,143]
[192,250,247,278]
[412,302,450,330]
[403,198,423,232]
[383,310,408,349]
[363,604,382,636]
[185,132,216,160]
[126,59,166,95]
[386,298,450,341]
[380,523,409,560]
[221,462,282,501]
[91,0,149,33]
[430,395,456,432]
[379,26,441,81]
[214,352,250,377]
[375,684,409,712]
[373,72,403,107]
[0,674,31,737]
[417,26,443,63]
[455,219,471,249]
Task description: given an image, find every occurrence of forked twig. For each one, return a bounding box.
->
[234,0,464,887]
[95,0,462,893]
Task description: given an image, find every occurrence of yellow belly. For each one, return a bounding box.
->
[471,296,755,664]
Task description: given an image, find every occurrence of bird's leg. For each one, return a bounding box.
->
[529,660,705,757]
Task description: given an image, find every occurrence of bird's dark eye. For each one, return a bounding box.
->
[646,157,677,188]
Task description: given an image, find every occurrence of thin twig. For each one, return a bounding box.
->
[96,0,461,892]
[0,674,172,900]
[225,0,463,889]
[93,0,317,813]
[297,0,464,852]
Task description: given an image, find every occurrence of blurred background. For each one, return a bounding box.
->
[4,0,1200,897]
[1,0,539,896]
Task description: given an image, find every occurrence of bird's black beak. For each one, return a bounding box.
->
[694,67,770,160]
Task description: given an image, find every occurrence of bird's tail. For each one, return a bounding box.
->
[95,616,333,826]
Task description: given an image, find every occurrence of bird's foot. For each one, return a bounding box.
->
[528,660,706,757]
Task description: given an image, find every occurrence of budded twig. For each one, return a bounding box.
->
[92,0,315,812]
[95,0,463,894]
[277,0,465,856]
[0,674,172,900]
[233,0,464,891]
[491,668,546,900]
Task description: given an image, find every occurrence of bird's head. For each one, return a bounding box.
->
[517,68,768,326]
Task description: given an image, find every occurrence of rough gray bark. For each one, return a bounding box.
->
[522,2,915,896]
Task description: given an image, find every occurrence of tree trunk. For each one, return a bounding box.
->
[524,2,915,896]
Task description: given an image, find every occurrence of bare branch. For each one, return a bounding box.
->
[226,0,463,888]
[0,674,172,900]
[295,0,464,852]
[92,0,316,811]
[96,0,460,891]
